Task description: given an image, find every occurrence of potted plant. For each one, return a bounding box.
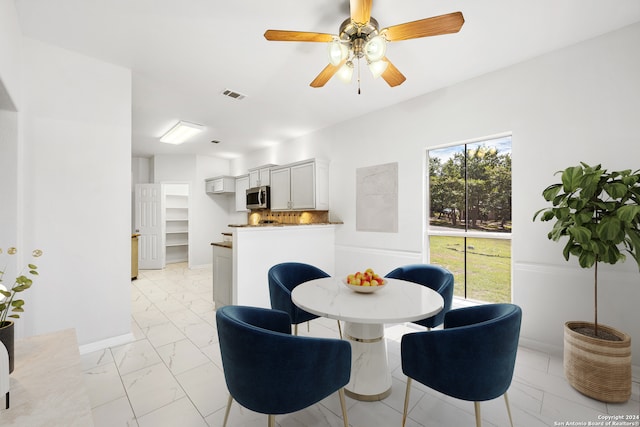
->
[533,162,639,402]
[0,247,42,373]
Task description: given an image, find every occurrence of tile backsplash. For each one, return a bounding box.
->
[248,210,329,225]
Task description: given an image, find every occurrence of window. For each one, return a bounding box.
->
[427,135,512,303]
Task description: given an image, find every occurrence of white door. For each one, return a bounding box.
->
[135,184,164,269]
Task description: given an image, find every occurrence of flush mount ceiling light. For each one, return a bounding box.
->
[160,121,204,145]
[264,0,464,92]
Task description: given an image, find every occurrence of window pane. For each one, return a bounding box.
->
[427,135,512,304]
[465,237,511,303]
[466,137,512,232]
[428,235,466,298]
[428,145,465,230]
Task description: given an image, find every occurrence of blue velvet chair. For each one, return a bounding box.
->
[268,262,342,337]
[216,305,351,427]
[401,303,522,427]
[385,264,454,329]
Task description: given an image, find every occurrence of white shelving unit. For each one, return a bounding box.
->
[163,183,189,264]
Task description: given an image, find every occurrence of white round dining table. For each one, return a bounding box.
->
[291,277,443,401]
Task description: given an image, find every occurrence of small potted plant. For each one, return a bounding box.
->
[0,247,42,373]
[533,162,639,402]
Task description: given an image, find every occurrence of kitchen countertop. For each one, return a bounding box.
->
[228,222,343,228]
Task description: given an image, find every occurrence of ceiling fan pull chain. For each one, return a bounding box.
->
[357,57,361,94]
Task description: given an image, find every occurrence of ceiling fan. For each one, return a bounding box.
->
[264,0,465,89]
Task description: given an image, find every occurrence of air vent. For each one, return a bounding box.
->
[221,89,246,100]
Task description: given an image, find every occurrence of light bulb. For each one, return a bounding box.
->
[328,40,348,66]
[368,60,388,79]
[338,61,354,83]
[364,35,386,62]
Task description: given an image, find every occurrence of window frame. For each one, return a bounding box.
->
[424,132,513,302]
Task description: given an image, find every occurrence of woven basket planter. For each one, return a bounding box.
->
[564,321,631,403]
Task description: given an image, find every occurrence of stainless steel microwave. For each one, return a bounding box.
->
[246,186,270,210]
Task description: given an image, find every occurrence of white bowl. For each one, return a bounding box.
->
[342,278,387,293]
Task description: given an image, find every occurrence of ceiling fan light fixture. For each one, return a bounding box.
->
[160,120,203,145]
[327,40,349,66]
[338,61,354,83]
[364,35,386,62]
[368,59,388,79]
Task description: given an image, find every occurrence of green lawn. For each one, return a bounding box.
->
[429,235,512,303]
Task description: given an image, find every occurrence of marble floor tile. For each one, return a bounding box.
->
[156,338,211,375]
[136,397,208,427]
[175,361,229,418]
[132,307,170,329]
[205,400,265,427]
[80,347,114,371]
[409,391,488,427]
[88,262,639,427]
[83,360,127,409]
[121,361,186,418]
[91,395,137,427]
[151,296,188,314]
[142,320,186,348]
[168,307,209,329]
[181,321,218,348]
[111,338,163,376]
[131,292,154,313]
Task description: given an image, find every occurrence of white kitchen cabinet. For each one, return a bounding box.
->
[213,244,232,308]
[270,159,329,211]
[205,176,235,194]
[235,174,249,212]
[269,166,291,210]
[248,164,276,188]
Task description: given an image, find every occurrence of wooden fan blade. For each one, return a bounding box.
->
[381,58,406,87]
[350,0,372,25]
[264,30,334,42]
[310,60,347,88]
[382,11,464,42]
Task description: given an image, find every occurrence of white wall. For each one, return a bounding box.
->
[151,154,233,268]
[0,109,19,245]
[232,23,640,366]
[234,225,336,309]
[14,35,133,347]
[0,1,22,263]
[0,0,22,111]
[195,155,235,268]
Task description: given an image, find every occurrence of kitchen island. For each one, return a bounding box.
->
[231,224,337,309]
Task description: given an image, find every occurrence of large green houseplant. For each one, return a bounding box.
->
[533,162,640,402]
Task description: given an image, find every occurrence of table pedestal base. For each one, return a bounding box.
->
[343,322,392,401]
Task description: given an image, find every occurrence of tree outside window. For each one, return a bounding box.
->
[428,136,512,302]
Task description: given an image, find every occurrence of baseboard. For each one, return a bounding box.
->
[519,336,563,359]
[78,332,135,355]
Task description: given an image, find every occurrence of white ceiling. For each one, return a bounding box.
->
[14,0,640,159]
